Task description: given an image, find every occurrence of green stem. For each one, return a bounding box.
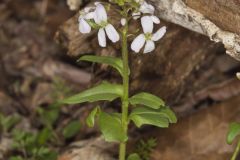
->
[231,140,240,160]
[119,19,129,160]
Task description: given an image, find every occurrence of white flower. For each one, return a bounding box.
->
[94,2,101,5]
[139,1,154,14]
[150,15,160,24]
[132,12,141,20]
[131,16,166,53]
[78,7,95,33]
[132,1,160,24]
[94,4,120,47]
[121,18,127,26]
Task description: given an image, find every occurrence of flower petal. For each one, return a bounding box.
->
[152,26,166,41]
[139,1,154,14]
[105,24,120,43]
[143,40,155,53]
[98,28,106,47]
[132,12,141,20]
[151,15,160,24]
[79,18,91,33]
[94,2,101,6]
[131,34,146,53]
[121,18,127,26]
[94,4,107,24]
[84,7,93,13]
[141,16,153,33]
[85,12,95,19]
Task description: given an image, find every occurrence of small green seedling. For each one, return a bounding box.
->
[51,77,73,100]
[135,138,157,160]
[4,103,81,160]
[0,113,21,133]
[10,129,58,160]
[127,153,142,160]
[37,104,81,144]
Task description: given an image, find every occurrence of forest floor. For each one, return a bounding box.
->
[0,0,240,160]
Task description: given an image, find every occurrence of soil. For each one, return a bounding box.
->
[0,0,240,160]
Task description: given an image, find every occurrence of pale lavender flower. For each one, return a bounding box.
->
[139,1,154,14]
[132,1,160,24]
[78,7,95,33]
[131,16,166,53]
[94,3,120,47]
[121,18,127,26]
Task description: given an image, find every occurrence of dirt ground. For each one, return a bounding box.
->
[1,0,240,160]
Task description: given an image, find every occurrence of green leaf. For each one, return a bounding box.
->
[45,109,59,125]
[1,114,21,131]
[41,151,58,160]
[86,107,99,127]
[24,134,37,150]
[12,129,27,142]
[227,122,240,144]
[130,112,168,128]
[35,147,50,156]
[63,120,81,139]
[129,106,177,128]
[38,107,59,126]
[129,92,165,109]
[60,82,123,104]
[37,128,52,145]
[161,107,177,123]
[79,55,124,76]
[9,156,24,160]
[135,138,157,160]
[127,153,142,160]
[99,112,128,142]
[39,151,58,160]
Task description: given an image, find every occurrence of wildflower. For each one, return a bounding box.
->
[132,1,160,24]
[121,18,127,26]
[78,7,95,33]
[132,11,141,20]
[131,16,166,53]
[139,1,154,14]
[94,3,120,47]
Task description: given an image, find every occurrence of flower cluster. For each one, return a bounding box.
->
[78,3,119,47]
[78,0,166,53]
